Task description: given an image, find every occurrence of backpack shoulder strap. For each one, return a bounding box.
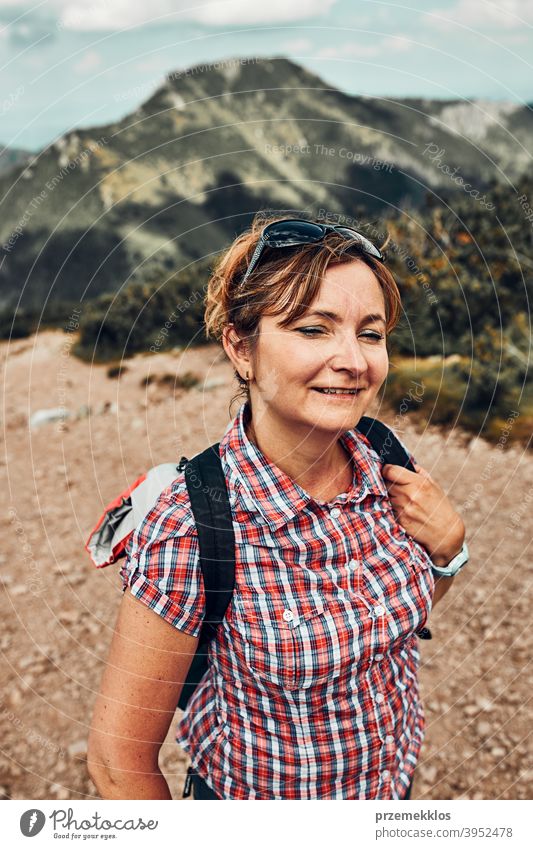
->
[356,417,432,640]
[356,416,415,471]
[179,443,235,643]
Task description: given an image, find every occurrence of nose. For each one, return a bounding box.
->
[329,332,370,377]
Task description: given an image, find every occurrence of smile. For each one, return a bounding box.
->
[312,388,362,395]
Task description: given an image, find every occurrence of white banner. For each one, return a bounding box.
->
[5,799,531,848]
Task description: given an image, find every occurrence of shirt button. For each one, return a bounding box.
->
[373,605,385,616]
[374,653,384,661]
[348,559,358,568]
[375,692,385,704]
[385,735,394,745]
[282,609,294,622]
[382,770,391,780]
[329,507,341,518]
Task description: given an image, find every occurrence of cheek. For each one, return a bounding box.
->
[368,349,389,383]
[271,336,325,376]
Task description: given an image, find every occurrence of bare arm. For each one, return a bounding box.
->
[87,588,199,799]
[431,574,456,608]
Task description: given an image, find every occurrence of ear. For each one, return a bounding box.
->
[222,324,253,380]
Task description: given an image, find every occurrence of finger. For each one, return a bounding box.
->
[381,464,417,483]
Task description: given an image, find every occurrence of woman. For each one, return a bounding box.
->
[87,215,466,800]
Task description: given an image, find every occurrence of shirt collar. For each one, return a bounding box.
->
[220,401,388,531]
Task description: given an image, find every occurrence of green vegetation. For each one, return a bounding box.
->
[72,259,214,362]
[141,370,201,390]
[381,175,532,445]
[107,363,128,378]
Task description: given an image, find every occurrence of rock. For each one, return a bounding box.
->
[476,720,492,737]
[58,611,78,625]
[19,655,40,670]
[463,704,478,717]
[475,696,494,711]
[490,746,506,759]
[50,783,70,800]
[200,377,226,391]
[30,408,72,429]
[66,575,86,586]
[68,740,87,759]
[8,689,22,707]
[97,401,117,415]
[76,404,91,419]
[420,763,438,783]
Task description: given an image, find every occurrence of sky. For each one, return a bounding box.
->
[1,0,532,151]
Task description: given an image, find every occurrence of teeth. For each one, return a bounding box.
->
[316,388,359,394]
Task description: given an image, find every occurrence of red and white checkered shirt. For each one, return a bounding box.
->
[121,401,435,799]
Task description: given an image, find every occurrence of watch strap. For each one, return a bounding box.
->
[431,540,469,577]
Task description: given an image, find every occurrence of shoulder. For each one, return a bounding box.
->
[128,469,197,560]
[123,468,205,637]
[353,419,417,468]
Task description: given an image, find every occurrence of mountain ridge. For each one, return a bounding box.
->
[1,56,531,313]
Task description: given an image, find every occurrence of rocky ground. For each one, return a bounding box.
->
[1,329,531,801]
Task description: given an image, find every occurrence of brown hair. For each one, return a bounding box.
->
[204,212,402,404]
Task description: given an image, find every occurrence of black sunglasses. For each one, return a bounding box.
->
[239,218,386,288]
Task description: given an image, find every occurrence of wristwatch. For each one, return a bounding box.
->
[431,540,469,577]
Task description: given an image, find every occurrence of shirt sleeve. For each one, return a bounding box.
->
[120,473,205,637]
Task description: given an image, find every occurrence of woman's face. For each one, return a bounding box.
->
[250,259,390,435]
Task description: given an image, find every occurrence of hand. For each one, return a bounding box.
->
[381,462,465,568]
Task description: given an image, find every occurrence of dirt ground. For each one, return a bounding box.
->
[1,329,531,801]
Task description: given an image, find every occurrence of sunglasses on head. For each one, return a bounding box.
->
[239,217,386,288]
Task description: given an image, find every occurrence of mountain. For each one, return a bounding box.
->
[1,56,531,314]
[0,146,32,177]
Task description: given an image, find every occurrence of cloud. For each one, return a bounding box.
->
[0,4,57,46]
[429,0,533,31]
[73,49,103,73]
[17,0,338,31]
[280,37,313,52]
[317,34,413,60]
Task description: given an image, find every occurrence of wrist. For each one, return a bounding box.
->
[429,518,466,568]
[431,540,469,577]
[431,544,464,568]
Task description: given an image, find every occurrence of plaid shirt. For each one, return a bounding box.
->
[121,401,435,799]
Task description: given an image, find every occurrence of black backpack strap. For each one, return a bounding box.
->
[356,416,415,471]
[355,417,431,640]
[179,443,235,644]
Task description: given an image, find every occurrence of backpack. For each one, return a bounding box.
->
[85,415,432,715]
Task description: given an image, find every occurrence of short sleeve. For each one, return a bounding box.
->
[120,473,205,637]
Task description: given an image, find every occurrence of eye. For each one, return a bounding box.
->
[296,326,326,336]
[360,330,385,341]
[295,327,385,340]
